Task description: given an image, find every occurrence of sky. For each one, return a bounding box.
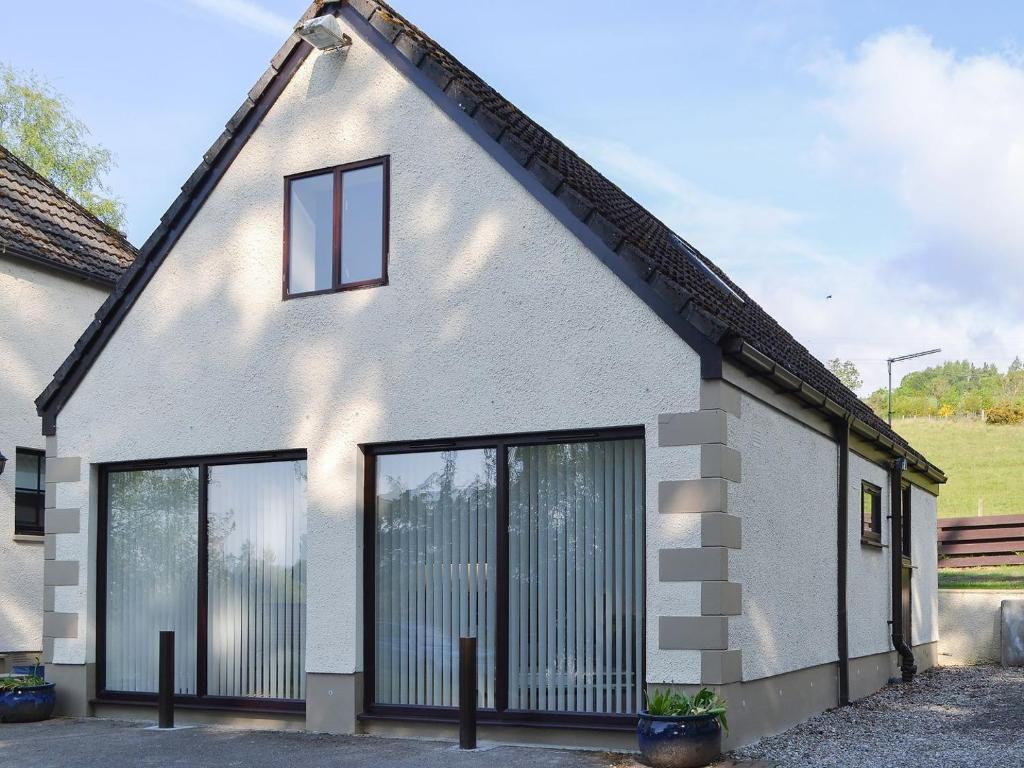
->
[4,0,1024,393]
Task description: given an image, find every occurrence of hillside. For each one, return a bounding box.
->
[894,417,1024,518]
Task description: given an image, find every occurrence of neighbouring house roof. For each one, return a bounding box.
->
[32,0,946,483]
[0,143,137,285]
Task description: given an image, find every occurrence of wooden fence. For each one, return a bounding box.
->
[938,514,1024,568]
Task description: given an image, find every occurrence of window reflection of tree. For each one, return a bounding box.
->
[375,449,497,707]
[207,460,308,700]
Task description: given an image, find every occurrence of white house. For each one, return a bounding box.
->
[32,0,945,748]
[0,144,136,673]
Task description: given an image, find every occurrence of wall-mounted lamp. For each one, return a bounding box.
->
[295,15,352,51]
[0,450,7,476]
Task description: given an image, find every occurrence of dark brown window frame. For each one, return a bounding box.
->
[360,425,646,731]
[861,480,883,546]
[14,447,45,536]
[901,484,912,559]
[95,449,308,715]
[282,155,390,300]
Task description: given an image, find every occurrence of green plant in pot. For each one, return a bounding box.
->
[637,688,728,768]
[0,659,56,724]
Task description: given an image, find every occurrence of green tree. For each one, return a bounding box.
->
[827,358,863,392]
[0,64,125,230]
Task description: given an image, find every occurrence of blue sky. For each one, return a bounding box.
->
[4,0,1024,391]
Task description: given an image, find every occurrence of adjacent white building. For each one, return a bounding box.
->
[31,0,945,748]
[0,144,136,672]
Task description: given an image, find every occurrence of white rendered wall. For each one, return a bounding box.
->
[52,27,703,677]
[0,255,108,654]
[729,394,838,681]
[847,452,892,659]
[910,485,939,646]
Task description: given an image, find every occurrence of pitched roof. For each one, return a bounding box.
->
[0,143,136,284]
[32,0,945,483]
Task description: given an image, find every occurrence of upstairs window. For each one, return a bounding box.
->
[15,448,45,536]
[861,481,882,545]
[284,156,389,298]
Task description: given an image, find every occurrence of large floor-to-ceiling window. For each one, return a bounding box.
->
[100,452,308,709]
[365,428,645,724]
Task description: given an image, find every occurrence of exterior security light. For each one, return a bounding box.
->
[0,450,6,476]
[295,15,352,51]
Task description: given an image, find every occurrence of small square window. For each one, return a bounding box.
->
[14,448,45,536]
[284,157,389,298]
[861,481,882,545]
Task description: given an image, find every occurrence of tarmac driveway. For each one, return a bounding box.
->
[0,717,629,768]
[1,665,1019,767]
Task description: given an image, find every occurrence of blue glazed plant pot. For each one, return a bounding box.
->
[637,710,722,768]
[0,681,56,724]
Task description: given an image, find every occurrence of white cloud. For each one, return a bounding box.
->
[571,64,1024,397]
[183,0,292,37]
[573,137,826,272]
[813,29,1024,312]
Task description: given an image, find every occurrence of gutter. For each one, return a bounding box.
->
[725,339,947,484]
[834,416,851,706]
[889,460,916,681]
[1,243,121,288]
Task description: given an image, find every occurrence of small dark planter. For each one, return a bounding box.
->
[637,710,722,768]
[0,681,56,723]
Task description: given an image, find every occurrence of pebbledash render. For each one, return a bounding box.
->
[0,145,135,673]
[33,0,945,749]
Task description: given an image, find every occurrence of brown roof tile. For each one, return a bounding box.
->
[0,143,136,284]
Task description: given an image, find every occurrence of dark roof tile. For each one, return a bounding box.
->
[366,0,911,450]
[0,144,136,284]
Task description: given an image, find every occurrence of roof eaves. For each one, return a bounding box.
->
[727,339,947,483]
[0,242,119,287]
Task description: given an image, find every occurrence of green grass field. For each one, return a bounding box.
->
[893,417,1024,518]
[938,566,1024,590]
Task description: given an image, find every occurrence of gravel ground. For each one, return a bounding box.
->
[729,664,1024,768]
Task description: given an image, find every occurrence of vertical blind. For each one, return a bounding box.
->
[106,468,200,694]
[104,459,307,701]
[374,449,497,708]
[207,461,308,700]
[372,436,645,716]
[508,440,645,714]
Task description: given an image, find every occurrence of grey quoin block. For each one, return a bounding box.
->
[45,457,81,483]
[700,380,742,417]
[659,479,727,514]
[658,410,727,447]
[45,508,80,535]
[701,581,742,616]
[659,616,728,650]
[44,560,79,587]
[1001,600,1024,666]
[700,444,742,482]
[701,513,742,549]
[43,612,79,639]
[701,649,742,684]
[659,547,729,582]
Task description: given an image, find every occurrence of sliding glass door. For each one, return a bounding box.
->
[105,468,200,694]
[374,449,497,708]
[367,429,645,721]
[101,454,308,706]
[207,461,308,701]
[508,440,644,714]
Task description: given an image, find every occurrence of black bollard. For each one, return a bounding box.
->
[158,630,174,729]
[458,637,477,750]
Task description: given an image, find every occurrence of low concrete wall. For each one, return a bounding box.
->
[938,589,1024,665]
